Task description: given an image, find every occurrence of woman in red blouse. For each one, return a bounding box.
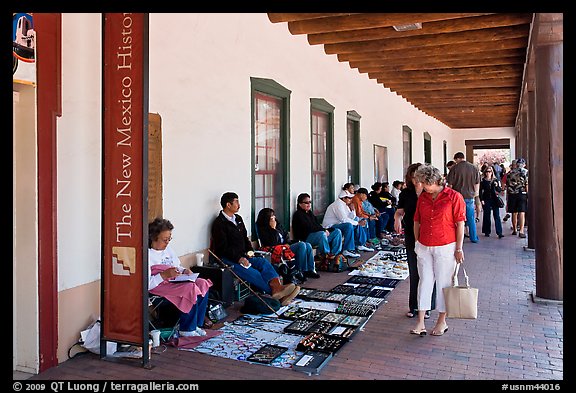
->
[410,164,466,336]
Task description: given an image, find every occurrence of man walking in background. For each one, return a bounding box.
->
[446,152,481,243]
[505,158,529,238]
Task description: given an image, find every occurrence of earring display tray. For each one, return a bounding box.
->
[246,344,288,365]
[326,324,357,340]
[284,319,316,335]
[346,276,396,287]
[368,288,391,298]
[299,309,329,322]
[296,332,347,354]
[330,284,356,295]
[280,306,314,320]
[350,287,373,296]
[306,290,334,302]
[306,320,336,335]
[342,294,368,304]
[336,302,375,317]
[321,312,347,324]
[293,350,333,375]
[363,296,386,307]
[295,288,316,299]
[339,315,369,327]
[326,292,349,302]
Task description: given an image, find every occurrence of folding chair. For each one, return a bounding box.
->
[148,295,180,342]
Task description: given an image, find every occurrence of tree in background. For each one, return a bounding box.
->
[474,149,509,166]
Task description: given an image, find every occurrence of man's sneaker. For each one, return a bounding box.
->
[343,250,361,258]
[195,327,207,336]
[179,330,201,337]
[357,245,375,252]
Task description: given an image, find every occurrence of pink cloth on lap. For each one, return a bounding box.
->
[149,264,212,313]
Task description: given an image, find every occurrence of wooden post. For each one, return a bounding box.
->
[533,14,563,301]
[526,85,536,250]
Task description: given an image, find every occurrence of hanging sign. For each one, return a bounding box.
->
[102,13,148,345]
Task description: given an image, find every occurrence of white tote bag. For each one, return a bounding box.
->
[443,264,478,319]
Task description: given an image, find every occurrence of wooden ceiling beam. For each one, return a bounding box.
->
[374,73,521,85]
[419,96,519,107]
[399,86,520,98]
[424,105,518,113]
[306,13,533,45]
[284,13,491,35]
[337,37,528,61]
[384,77,522,91]
[349,49,526,68]
[356,56,525,73]
[324,25,530,54]
[369,64,523,79]
[267,13,358,23]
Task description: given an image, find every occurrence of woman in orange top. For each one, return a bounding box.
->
[410,164,466,337]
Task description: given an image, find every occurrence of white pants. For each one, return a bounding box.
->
[414,241,457,313]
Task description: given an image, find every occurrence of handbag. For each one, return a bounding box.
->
[259,244,295,264]
[207,301,228,323]
[316,254,349,272]
[442,264,478,319]
[496,195,505,209]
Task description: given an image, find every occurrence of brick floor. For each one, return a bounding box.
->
[27,227,563,381]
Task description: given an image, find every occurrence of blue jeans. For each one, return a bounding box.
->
[332,223,356,251]
[368,219,377,239]
[306,229,343,256]
[222,256,279,294]
[378,209,394,233]
[465,198,479,242]
[354,222,369,246]
[179,293,209,332]
[290,241,315,272]
[482,200,503,236]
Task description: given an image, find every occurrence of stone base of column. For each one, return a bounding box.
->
[531,291,563,305]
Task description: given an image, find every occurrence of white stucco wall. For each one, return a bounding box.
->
[55,13,514,291]
[57,14,102,291]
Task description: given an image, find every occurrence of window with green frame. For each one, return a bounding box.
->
[402,125,412,176]
[310,98,334,218]
[251,78,291,231]
[347,110,361,185]
[424,132,432,165]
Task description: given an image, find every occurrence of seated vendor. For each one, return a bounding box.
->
[210,192,300,306]
[148,218,212,337]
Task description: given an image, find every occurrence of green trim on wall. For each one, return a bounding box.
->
[347,110,362,121]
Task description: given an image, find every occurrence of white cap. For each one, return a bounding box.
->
[338,190,355,199]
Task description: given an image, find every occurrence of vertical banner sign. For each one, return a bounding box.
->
[103,13,147,344]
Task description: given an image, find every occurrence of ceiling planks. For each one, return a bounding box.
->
[268,12,533,128]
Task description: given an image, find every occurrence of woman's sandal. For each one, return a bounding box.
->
[431,325,449,336]
[410,327,427,336]
[406,310,416,318]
